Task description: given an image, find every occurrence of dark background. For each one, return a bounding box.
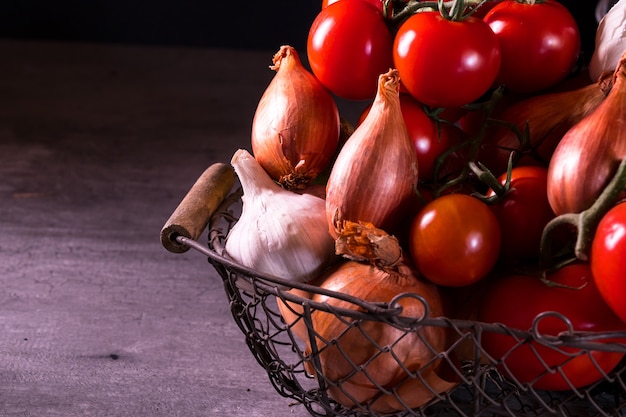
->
[0,1,600,57]
[0,1,321,52]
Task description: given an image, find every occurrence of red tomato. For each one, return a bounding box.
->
[393,11,501,108]
[591,202,626,323]
[307,0,394,100]
[409,194,501,287]
[483,0,581,93]
[487,166,555,264]
[479,264,626,390]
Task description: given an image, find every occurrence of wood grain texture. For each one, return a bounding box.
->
[0,40,315,417]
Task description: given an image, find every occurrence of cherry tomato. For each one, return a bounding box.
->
[479,264,626,390]
[591,202,626,323]
[307,0,394,100]
[483,0,581,93]
[409,194,501,287]
[393,11,501,108]
[487,166,555,264]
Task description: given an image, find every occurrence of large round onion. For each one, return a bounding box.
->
[304,260,458,413]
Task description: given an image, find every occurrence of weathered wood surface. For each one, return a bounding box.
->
[0,40,328,417]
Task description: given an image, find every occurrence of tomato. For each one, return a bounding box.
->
[307,0,394,100]
[591,202,626,323]
[483,0,581,94]
[409,194,501,287]
[393,11,501,108]
[359,94,466,181]
[479,264,626,390]
[487,166,555,264]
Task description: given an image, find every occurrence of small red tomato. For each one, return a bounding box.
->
[409,194,501,287]
[591,202,626,323]
[479,263,626,390]
[487,166,555,264]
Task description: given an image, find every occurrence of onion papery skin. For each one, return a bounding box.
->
[547,54,626,215]
[251,45,340,190]
[325,69,418,237]
[305,260,457,413]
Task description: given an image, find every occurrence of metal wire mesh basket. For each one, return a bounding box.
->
[161,163,626,417]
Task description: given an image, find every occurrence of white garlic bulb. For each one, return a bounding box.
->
[225,149,337,285]
[589,0,626,81]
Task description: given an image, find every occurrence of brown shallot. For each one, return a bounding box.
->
[251,45,340,190]
[547,51,626,215]
[477,73,612,176]
[304,260,457,413]
[325,69,418,239]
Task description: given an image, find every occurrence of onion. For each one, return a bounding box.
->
[547,51,626,215]
[477,74,611,176]
[325,69,418,238]
[304,260,458,413]
[251,45,340,190]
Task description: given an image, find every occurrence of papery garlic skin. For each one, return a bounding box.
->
[589,0,626,81]
[225,149,337,284]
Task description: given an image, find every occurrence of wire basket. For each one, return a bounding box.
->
[161,163,626,417]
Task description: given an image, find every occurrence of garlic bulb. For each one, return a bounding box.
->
[589,0,626,81]
[225,149,337,284]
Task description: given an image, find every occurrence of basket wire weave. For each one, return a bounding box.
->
[177,188,626,417]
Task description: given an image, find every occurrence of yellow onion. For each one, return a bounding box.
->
[477,74,611,176]
[325,69,418,238]
[547,51,626,215]
[251,45,340,190]
[304,260,457,413]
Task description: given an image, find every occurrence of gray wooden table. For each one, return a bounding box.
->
[0,40,364,417]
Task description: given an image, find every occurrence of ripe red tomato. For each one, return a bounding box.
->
[483,0,581,93]
[487,166,555,264]
[479,264,626,390]
[393,11,501,108]
[591,202,626,323]
[307,0,394,100]
[409,194,501,287]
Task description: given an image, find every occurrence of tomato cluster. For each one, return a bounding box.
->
[308,0,580,104]
[296,0,626,394]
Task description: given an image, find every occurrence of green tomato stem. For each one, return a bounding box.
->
[390,0,487,25]
[540,158,626,265]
